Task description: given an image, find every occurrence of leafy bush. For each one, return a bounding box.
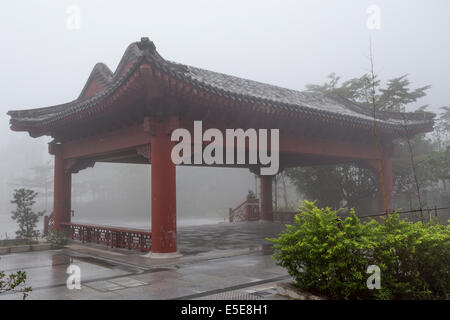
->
[268,201,450,299]
[0,270,32,300]
[11,188,45,240]
[46,229,69,246]
[373,215,449,299]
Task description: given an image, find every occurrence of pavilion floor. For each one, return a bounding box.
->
[0,221,291,300]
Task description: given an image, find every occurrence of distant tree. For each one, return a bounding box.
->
[274,171,292,210]
[422,146,450,192]
[306,73,430,112]
[9,163,53,211]
[11,188,45,240]
[287,73,433,212]
[434,107,450,151]
[377,75,430,112]
[287,164,377,211]
[306,72,376,108]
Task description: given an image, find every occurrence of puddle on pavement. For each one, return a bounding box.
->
[51,253,73,267]
[52,251,138,273]
[74,256,120,268]
[145,267,175,273]
[260,244,274,255]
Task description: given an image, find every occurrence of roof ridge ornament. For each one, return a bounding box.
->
[137,37,156,53]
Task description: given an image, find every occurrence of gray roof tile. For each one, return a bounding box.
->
[7,37,434,135]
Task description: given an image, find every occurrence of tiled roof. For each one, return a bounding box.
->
[7,37,434,135]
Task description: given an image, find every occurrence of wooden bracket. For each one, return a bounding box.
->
[65,159,96,174]
[136,144,151,160]
[48,141,61,155]
[64,158,78,174]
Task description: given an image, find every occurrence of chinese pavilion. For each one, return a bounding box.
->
[7,38,434,258]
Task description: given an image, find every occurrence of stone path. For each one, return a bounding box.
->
[0,221,291,300]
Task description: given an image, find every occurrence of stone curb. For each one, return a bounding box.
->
[0,243,61,255]
[277,282,325,300]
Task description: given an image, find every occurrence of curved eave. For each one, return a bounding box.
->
[7,42,148,137]
[7,37,436,138]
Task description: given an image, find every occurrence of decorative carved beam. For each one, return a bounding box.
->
[60,123,151,159]
[63,158,96,174]
[72,159,96,174]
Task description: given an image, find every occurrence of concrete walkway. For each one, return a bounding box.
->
[0,221,291,300]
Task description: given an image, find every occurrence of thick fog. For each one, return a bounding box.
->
[1,0,449,236]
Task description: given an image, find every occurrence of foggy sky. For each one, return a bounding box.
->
[0,1,449,230]
[2,0,450,144]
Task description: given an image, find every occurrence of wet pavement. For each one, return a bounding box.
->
[0,221,291,300]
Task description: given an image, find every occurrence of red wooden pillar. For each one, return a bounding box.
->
[366,152,394,213]
[150,120,179,257]
[260,175,273,221]
[52,144,68,230]
[377,153,393,213]
[64,173,72,223]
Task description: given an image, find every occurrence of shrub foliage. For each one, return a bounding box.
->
[0,270,32,300]
[268,201,449,299]
[11,188,45,240]
[46,229,69,246]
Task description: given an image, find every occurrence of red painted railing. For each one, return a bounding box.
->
[229,198,260,222]
[60,222,151,252]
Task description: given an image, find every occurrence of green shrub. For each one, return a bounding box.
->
[46,229,69,246]
[373,215,449,299]
[0,270,32,300]
[268,201,450,299]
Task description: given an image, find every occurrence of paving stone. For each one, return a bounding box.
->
[108,277,148,288]
[0,222,290,300]
[84,280,125,292]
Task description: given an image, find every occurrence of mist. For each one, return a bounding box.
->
[1,0,449,236]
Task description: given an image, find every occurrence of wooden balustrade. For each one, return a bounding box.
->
[229,198,260,222]
[60,222,151,252]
